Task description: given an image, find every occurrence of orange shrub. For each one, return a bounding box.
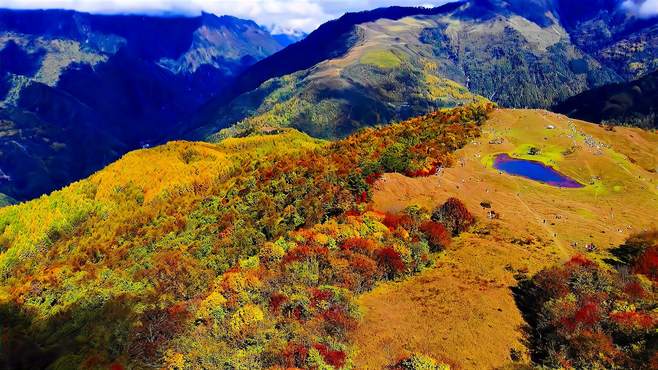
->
[382,213,413,231]
[376,246,406,278]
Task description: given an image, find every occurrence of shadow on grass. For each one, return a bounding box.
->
[509,279,546,367]
[603,230,658,268]
[0,297,135,369]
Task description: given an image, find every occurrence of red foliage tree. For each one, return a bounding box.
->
[420,221,451,251]
[129,303,189,360]
[632,245,658,281]
[282,244,329,265]
[610,311,655,330]
[573,301,600,327]
[382,213,413,231]
[269,293,288,313]
[313,343,347,368]
[282,343,308,368]
[365,172,382,185]
[376,246,406,279]
[322,307,357,336]
[310,288,333,308]
[623,280,646,299]
[348,253,379,285]
[340,237,376,255]
[431,198,475,236]
[570,330,618,367]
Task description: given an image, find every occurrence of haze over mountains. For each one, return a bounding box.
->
[1,0,657,202]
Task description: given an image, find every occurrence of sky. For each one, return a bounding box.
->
[0,0,657,34]
[622,0,658,17]
[0,0,448,33]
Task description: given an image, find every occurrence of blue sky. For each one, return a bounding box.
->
[0,0,450,33]
[0,0,656,33]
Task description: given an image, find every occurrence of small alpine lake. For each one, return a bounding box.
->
[493,153,584,188]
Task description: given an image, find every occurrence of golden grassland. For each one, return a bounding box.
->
[352,109,658,369]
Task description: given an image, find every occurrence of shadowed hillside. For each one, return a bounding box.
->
[554,70,658,129]
[0,9,295,201]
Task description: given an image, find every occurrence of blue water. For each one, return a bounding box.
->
[493,154,584,188]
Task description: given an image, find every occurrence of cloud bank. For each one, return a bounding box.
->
[0,0,452,33]
[622,0,658,17]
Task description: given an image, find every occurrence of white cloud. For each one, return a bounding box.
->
[0,0,453,33]
[621,0,658,17]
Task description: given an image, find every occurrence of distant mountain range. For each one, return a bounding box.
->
[0,9,303,201]
[554,70,658,129]
[1,1,657,202]
[192,0,658,140]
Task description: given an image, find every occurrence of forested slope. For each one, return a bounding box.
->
[0,103,492,369]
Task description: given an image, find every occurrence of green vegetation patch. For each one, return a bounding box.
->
[0,193,15,207]
[510,143,565,164]
[360,49,402,69]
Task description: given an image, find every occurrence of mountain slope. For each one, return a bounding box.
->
[194,0,648,140]
[1,105,655,369]
[554,70,658,129]
[0,103,492,369]
[0,9,292,201]
[563,2,658,80]
[0,193,14,207]
[226,3,466,98]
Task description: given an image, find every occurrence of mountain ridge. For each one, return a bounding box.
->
[227,2,467,99]
[0,8,296,201]
[554,69,658,129]
[191,0,654,140]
